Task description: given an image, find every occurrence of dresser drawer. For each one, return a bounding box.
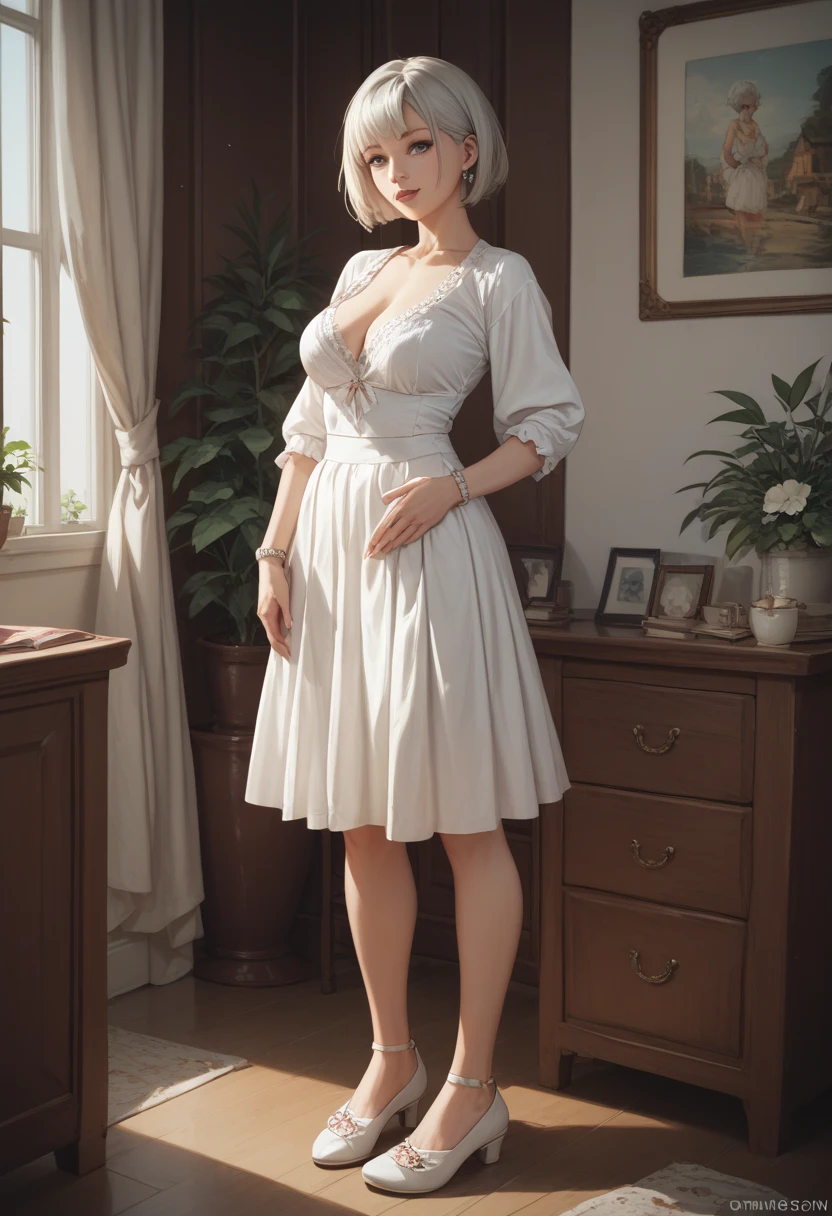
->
[564,785,750,918]
[562,677,755,803]
[564,888,745,1057]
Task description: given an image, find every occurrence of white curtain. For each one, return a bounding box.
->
[52,0,205,984]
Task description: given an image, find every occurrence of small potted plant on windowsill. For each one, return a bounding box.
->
[7,506,27,538]
[1,428,41,550]
[678,357,832,603]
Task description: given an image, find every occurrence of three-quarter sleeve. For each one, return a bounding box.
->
[488,259,584,481]
[275,376,328,469]
[275,252,363,470]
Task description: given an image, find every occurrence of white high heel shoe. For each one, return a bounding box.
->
[361,1068,509,1193]
[311,1037,427,1166]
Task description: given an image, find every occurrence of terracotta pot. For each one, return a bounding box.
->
[0,505,11,550]
[197,634,270,732]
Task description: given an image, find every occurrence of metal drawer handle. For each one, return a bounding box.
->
[631,839,675,868]
[633,724,680,754]
[629,949,678,984]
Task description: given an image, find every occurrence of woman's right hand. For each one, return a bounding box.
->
[257,560,292,659]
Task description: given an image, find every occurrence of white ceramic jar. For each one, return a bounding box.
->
[749,605,799,646]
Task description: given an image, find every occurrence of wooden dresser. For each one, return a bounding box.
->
[532,616,832,1157]
[0,635,131,1177]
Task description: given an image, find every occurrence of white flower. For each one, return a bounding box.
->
[762,480,811,517]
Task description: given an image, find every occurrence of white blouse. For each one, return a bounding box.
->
[277,238,584,480]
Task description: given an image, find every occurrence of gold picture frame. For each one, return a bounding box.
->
[640,0,832,320]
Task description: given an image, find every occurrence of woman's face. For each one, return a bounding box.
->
[361,100,477,222]
[741,93,759,116]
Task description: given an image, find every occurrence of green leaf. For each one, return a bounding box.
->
[684,449,740,463]
[239,427,275,456]
[258,388,288,415]
[778,521,801,543]
[725,520,755,561]
[204,404,256,423]
[789,360,821,410]
[188,581,227,618]
[679,505,704,535]
[180,570,228,594]
[222,322,261,353]
[171,435,229,491]
[264,308,296,333]
[675,482,708,494]
[771,374,792,408]
[708,409,765,428]
[188,481,235,505]
[711,390,766,423]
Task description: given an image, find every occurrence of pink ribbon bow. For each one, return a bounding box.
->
[338,374,379,428]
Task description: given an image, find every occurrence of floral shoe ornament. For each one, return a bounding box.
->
[311,1038,426,1167]
[391,1137,428,1170]
[361,1070,510,1194]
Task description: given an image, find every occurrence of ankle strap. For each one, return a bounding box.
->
[447,1070,494,1088]
[372,1037,415,1052]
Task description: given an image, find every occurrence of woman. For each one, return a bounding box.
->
[720,79,769,255]
[244,55,584,1194]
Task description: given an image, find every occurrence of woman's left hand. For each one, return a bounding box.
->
[364,474,463,558]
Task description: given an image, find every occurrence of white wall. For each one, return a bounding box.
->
[565,0,830,611]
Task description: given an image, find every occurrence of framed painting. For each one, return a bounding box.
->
[640,0,832,319]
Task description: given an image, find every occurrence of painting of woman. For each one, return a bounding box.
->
[720,78,770,255]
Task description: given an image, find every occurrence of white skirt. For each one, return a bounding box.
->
[722,160,768,214]
[243,431,570,842]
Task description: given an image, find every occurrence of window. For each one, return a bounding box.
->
[1,0,110,542]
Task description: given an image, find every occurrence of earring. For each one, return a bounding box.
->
[462,168,475,183]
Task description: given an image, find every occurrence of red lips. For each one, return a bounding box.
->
[396,189,419,201]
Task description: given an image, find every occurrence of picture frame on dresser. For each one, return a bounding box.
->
[596,547,661,625]
[508,544,564,607]
[639,0,832,321]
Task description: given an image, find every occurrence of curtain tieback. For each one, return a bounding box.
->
[116,399,161,468]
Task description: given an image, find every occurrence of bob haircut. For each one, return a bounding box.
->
[338,56,509,232]
[726,79,761,114]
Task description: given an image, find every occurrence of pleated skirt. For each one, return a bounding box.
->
[243,432,571,841]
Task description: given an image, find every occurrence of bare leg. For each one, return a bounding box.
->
[409,823,523,1150]
[342,825,419,1117]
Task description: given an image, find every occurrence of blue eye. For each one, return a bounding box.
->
[366,140,433,168]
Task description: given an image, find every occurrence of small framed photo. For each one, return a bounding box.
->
[596,548,661,625]
[653,564,715,619]
[508,544,564,607]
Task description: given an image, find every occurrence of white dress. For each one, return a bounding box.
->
[244,238,585,842]
[721,126,769,214]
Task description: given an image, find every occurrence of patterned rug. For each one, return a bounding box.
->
[108,1025,250,1126]
[562,1162,788,1214]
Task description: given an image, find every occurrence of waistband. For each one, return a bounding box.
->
[322,431,459,466]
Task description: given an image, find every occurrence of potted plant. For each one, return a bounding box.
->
[61,489,88,523]
[0,428,41,549]
[8,505,27,538]
[162,186,329,985]
[678,357,832,603]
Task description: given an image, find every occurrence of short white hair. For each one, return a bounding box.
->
[338,56,509,232]
[726,79,761,113]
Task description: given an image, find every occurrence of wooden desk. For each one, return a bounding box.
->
[531,616,832,1157]
[0,635,131,1176]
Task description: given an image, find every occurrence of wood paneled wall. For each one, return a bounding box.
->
[158,0,573,825]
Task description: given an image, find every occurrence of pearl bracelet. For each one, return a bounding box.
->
[451,468,470,506]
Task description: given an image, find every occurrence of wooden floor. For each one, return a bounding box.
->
[3,957,831,1214]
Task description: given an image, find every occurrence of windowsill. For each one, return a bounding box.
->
[0,528,106,575]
